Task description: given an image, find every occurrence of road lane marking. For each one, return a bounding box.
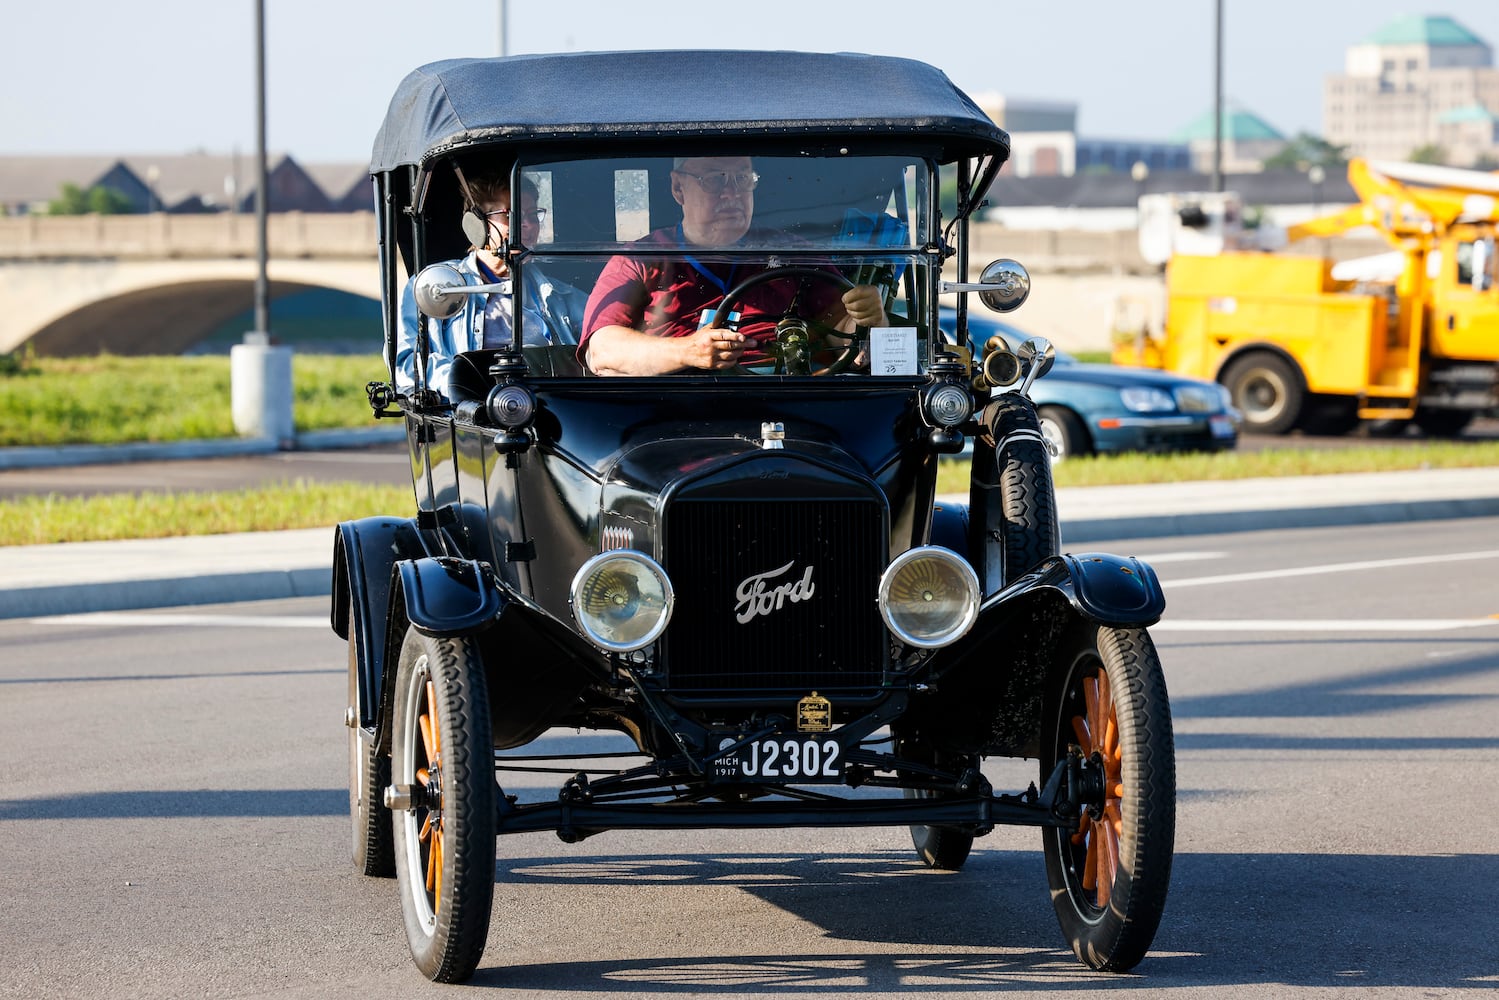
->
[31,613,326,629]
[1152,618,1499,632]
[1132,551,1227,564]
[1166,549,1499,588]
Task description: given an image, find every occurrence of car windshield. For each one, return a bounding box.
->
[490,153,940,377]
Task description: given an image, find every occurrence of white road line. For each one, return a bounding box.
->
[31,613,326,629]
[1152,618,1499,632]
[1166,549,1499,588]
[1132,551,1227,565]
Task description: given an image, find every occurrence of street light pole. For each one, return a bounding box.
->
[253,0,269,340]
[232,0,293,444]
[497,0,508,56]
[1212,0,1224,192]
[1308,163,1327,257]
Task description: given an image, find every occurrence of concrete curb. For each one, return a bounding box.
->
[2,569,330,619]
[0,425,406,470]
[4,467,1497,620]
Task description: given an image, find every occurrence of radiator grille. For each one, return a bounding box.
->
[663,499,886,694]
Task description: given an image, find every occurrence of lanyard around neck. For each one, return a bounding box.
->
[677,223,736,295]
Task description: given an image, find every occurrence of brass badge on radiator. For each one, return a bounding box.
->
[797,692,832,732]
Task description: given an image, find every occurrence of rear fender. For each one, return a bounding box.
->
[331,517,424,730]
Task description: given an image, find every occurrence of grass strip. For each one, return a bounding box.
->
[935,441,1499,494]
[0,354,389,447]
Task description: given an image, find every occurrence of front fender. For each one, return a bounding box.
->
[1050,552,1165,626]
[395,556,504,637]
[972,551,1163,626]
[910,551,1163,759]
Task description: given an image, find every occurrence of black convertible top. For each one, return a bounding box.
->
[371,50,1009,171]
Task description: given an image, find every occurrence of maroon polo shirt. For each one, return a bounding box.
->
[580,227,843,364]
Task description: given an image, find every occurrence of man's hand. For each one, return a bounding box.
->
[682,326,748,371]
[841,285,888,329]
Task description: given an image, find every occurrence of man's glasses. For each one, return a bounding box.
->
[486,208,547,224]
[677,170,760,195]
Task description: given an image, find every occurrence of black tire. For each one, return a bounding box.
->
[1414,407,1474,437]
[899,743,974,871]
[1222,352,1303,435]
[1037,405,1091,462]
[1299,396,1360,436]
[986,393,1061,586]
[391,627,496,983]
[348,597,395,877]
[1041,626,1175,972]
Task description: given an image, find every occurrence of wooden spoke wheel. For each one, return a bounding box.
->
[1042,626,1175,972]
[391,627,496,983]
[1069,669,1124,908]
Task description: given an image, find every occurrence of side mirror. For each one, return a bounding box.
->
[977,259,1031,313]
[412,263,468,320]
[1017,337,1056,395]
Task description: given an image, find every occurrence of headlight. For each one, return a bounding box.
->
[486,384,536,427]
[923,383,974,427]
[570,551,674,652]
[878,546,980,648]
[1120,386,1176,413]
[1172,385,1216,413]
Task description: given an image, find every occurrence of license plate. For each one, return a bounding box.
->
[1210,414,1236,439]
[711,735,844,782]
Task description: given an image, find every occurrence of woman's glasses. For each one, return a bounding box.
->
[486,208,547,224]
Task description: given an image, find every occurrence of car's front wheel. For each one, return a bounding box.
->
[391,626,496,983]
[1042,625,1175,972]
[1037,405,1090,462]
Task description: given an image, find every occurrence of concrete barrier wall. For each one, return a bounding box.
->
[0,213,1388,269]
[0,213,377,260]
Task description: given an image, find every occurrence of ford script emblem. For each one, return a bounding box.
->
[734,560,815,623]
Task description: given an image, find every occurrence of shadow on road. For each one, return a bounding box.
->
[477,849,1498,993]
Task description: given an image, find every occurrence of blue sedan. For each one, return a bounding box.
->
[942,309,1241,461]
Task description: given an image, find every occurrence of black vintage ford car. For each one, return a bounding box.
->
[334,50,1174,983]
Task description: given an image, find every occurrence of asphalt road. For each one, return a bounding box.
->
[0,442,413,500]
[0,418,1495,501]
[3,516,1496,998]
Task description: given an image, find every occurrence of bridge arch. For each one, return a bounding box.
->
[2,258,383,356]
[27,279,380,356]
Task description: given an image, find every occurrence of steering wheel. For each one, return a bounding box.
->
[709,266,864,376]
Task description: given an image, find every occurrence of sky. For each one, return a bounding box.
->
[6,0,1499,164]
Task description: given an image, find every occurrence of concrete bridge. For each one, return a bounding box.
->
[2,213,1395,358]
[0,214,381,355]
[1,212,1234,356]
[1,212,1167,357]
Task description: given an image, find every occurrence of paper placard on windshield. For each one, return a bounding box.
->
[869,327,917,376]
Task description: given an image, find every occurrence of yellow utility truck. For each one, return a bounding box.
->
[1116,158,1499,435]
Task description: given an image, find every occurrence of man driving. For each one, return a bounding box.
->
[580,155,888,376]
